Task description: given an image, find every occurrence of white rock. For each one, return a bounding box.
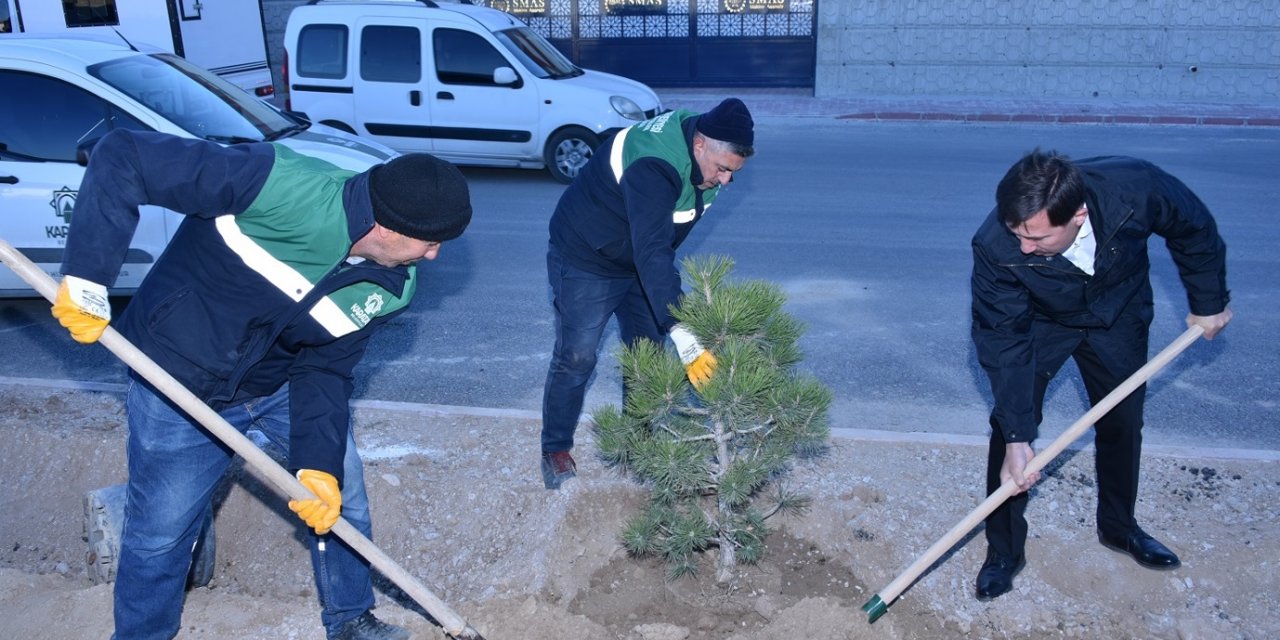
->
[753,595,775,618]
[632,622,690,640]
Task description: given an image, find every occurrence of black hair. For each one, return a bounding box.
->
[995,149,1085,228]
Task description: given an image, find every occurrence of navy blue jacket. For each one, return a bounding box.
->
[971,156,1229,442]
[61,130,412,480]
[548,116,709,332]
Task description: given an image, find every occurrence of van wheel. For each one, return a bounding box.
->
[544,127,598,184]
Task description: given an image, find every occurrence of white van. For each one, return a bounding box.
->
[0,0,275,97]
[283,0,663,183]
[0,34,398,297]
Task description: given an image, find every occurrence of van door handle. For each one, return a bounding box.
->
[436,91,454,100]
[409,90,421,106]
[0,176,18,185]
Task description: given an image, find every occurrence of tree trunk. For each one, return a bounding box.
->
[713,416,736,583]
[716,524,736,584]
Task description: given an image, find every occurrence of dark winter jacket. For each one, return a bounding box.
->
[61,129,416,480]
[548,110,722,332]
[971,156,1229,442]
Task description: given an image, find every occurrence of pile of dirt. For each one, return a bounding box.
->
[0,384,1277,639]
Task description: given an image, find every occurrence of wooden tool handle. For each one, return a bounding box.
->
[869,324,1204,614]
[0,240,486,639]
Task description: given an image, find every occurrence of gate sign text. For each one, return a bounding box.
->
[603,0,667,15]
[722,0,788,13]
[492,0,547,16]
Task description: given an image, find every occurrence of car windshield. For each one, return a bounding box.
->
[89,53,302,142]
[492,27,582,80]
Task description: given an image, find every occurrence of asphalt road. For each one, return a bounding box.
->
[1,119,1276,451]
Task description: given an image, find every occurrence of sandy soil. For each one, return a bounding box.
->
[1,384,1276,640]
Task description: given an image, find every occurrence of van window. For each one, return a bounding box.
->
[63,0,120,27]
[492,27,580,80]
[0,70,146,162]
[433,28,512,86]
[361,26,421,83]
[297,24,349,80]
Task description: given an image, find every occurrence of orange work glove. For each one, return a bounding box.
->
[669,324,718,390]
[685,351,718,390]
[51,275,111,344]
[288,469,342,535]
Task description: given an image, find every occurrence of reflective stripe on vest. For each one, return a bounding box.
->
[215,215,360,337]
[610,125,700,224]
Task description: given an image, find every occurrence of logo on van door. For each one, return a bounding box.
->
[46,187,77,240]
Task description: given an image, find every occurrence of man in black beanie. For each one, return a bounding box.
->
[539,97,756,489]
[52,129,470,640]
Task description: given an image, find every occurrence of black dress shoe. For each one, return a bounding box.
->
[975,548,1025,601]
[1099,528,1181,570]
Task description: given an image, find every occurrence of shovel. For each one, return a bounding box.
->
[0,239,488,640]
[861,324,1205,622]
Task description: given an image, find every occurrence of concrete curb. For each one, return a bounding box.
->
[835,111,1280,127]
[4,375,1276,463]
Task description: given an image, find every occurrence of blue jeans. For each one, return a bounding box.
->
[113,381,374,640]
[541,244,663,453]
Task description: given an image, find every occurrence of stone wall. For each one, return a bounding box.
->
[816,0,1279,102]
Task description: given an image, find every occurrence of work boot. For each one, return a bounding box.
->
[330,611,409,640]
[541,450,576,490]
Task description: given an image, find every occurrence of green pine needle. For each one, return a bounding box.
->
[591,253,834,582]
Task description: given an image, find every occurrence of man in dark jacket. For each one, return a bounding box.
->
[970,149,1232,601]
[539,98,755,489]
[51,129,472,640]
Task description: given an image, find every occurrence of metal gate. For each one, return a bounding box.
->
[483,0,816,87]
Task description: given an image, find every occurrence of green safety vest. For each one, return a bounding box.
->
[609,109,721,223]
[224,145,416,338]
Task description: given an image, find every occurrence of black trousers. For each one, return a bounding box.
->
[984,332,1147,558]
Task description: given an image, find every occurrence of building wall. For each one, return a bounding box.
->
[260,0,818,90]
[261,0,1279,102]
[816,0,1280,101]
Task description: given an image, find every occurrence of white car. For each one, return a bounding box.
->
[0,33,399,297]
[284,0,663,183]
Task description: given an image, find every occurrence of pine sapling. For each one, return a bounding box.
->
[594,255,832,583]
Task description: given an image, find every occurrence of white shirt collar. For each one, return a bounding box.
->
[1061,210,1096,275]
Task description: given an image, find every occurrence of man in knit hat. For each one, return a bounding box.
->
[51,129,471,640]
[539,97,755,489]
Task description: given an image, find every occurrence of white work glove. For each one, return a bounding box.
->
[669,323,717,390]
[51,275,112,344]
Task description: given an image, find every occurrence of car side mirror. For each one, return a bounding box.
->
[284,109,313,124]
[76,138,102,167]
[493,66,518,86]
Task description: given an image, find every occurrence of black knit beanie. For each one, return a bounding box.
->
[367,153,472,242]
[695,98,754,147]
